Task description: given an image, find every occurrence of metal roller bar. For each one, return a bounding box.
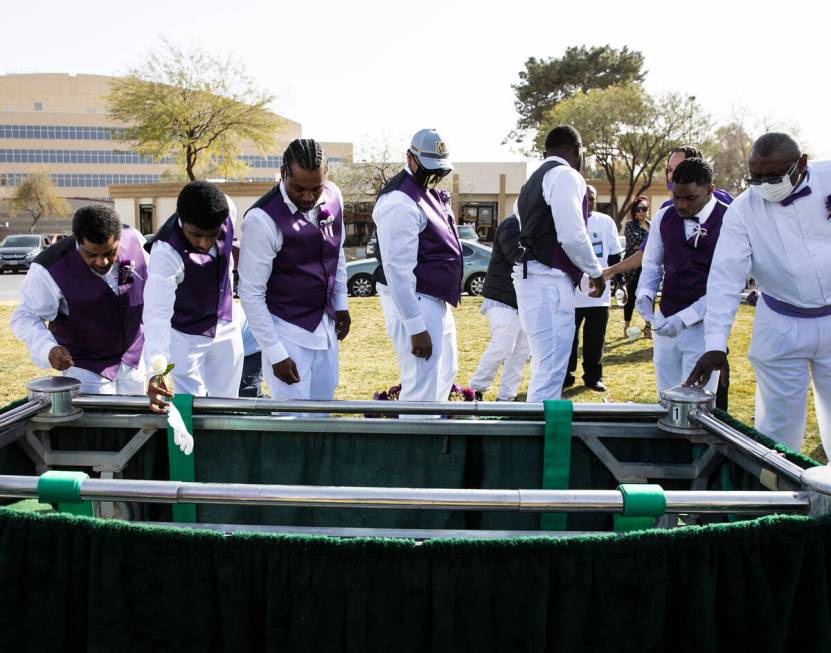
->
[0,397,51,431]
[72,394,666,418]
[690,409,807,485]
[0,475,810,514]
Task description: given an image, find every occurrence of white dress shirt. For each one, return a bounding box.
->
[574,211,624,308]
[372,166,451,336]
[238,180,347,367]
[10,237,147,369]
[704,161,831,352]
[637,194,720,327]
[513,156,603,280]
[142,236,235,366]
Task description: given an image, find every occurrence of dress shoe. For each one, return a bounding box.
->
[584,380,607,392]
[563,374,576,388]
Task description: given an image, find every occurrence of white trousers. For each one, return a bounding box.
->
[379,291,458,403]
[169,319,244,398]
[748,299,831,454]
[263,338,339,401]
[652,312,719,396]
[65,361,146,395]
[514,273,575,403]
[469,305,530,400]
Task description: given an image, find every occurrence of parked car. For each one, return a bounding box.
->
[347,240,492,297]
[366,223,479,257]
[0,234,50,273]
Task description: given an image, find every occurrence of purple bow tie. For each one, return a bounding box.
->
[780,185,812,206]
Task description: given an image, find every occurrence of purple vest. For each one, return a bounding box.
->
[46,227,146,380]
[658,201,727,317]
[259,183,342,332]
[396,175,463,306]
[153,214,234,337]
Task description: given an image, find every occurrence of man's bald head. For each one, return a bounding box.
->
[750,132,800,160]
[748,132,807,182]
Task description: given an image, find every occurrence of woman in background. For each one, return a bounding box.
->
[622,196,651,338]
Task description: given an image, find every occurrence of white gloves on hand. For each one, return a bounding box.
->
[166,402,194,456]
[652,314,686,338]
[635,295,655,324]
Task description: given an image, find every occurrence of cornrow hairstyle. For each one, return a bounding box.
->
[282,138,327,176]
[72,205,122,245]
[669,145,702,160]
[671,157,714,186]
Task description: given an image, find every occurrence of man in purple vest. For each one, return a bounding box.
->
[636,157,725,394]
[513,125,605,402]
[372,129,462,404]
[688,133,831,455]
[10,205,147,394]
[143,181,243,413]
[238,139,350,401]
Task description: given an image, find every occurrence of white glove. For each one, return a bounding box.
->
[635,295,655,324]
[652,314,685,338]
[166,402,194,456]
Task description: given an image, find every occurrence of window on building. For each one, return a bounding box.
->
[33,102,43,112]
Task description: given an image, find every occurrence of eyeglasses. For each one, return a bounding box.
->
[744,159,799,186]
[633,206,649,213]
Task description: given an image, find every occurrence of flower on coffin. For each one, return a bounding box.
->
[117,258,140,286]
[825,194,831,221]
[318,207,336,238]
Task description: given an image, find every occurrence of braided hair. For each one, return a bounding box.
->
[282,138,327,176]
[669,145,702,160]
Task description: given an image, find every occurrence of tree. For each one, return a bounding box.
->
[537,84,710,222]
[328,139,403,201]
[510,45,646,143]
[107,41,283,181]
[704,111,801,197]
[12,171,70,232]
[706,121,753,196]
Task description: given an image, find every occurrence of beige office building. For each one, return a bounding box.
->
[0,73,353,208]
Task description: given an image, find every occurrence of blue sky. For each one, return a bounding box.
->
[3,0,828,161]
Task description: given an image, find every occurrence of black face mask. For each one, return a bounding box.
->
[412,157,451,189]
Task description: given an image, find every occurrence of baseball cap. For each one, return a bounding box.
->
[408,129,453,171]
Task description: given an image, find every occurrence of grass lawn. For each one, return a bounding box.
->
[0,298,823,462]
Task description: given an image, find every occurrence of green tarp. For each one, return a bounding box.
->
[0,508,829,652]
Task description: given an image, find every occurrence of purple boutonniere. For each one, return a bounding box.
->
[318,207,335,238]
[117,259,139,286]
[437,189,451,205]
[825,194,831,221]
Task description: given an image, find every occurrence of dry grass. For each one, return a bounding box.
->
[0,299,822,461]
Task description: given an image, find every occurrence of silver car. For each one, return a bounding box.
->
[347,240,492,297]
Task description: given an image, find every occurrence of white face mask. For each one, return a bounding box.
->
[752,160,799,203]
[754,177,795,202]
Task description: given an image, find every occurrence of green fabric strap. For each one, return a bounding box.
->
[166,394,196,523]
[37,471,88,504]
[540,399,573,531]
[614,484,665,532]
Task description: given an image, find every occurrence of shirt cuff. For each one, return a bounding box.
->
[704,333,729,353]
[583,261,604,279]
[333,291,348,312]
[676,306,702,327]
[402,314,427,336]
[37,338,59,369]
[263,341,290,367]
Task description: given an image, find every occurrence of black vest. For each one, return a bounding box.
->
[517,159,585,285]
[482,215,523,309]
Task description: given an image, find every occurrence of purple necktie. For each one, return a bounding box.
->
[780,185,812,206]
